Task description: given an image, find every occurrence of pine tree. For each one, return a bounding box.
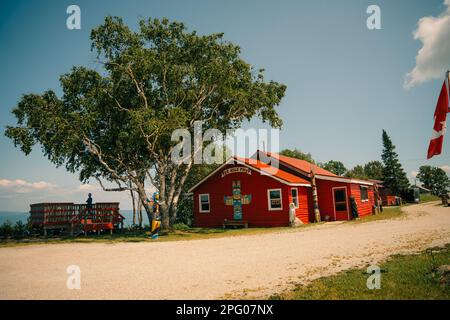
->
[381,130,410,195]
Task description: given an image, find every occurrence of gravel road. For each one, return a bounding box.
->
[0,201,448,299]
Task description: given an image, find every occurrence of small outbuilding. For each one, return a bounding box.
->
[369,179,398,206]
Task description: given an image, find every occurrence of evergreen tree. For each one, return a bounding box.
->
[381,130,409,195]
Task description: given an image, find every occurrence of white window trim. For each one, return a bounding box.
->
[199,194,210,213]
[267,188,283,211]
[291,188,299,209]
[360,186,369,202]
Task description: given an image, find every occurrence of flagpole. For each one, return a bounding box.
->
[447,70,450,112]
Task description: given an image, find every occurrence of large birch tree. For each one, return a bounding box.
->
[5,17,286,230]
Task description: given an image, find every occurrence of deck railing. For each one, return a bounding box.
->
[30,202,124,230]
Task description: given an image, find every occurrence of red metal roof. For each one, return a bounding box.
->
[264,152,337,177]
[234,156,311,185]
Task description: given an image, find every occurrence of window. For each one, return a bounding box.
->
[268,189,283,210]
[360,186,369,202]
[291,188,299,208]
[199,194,210,213]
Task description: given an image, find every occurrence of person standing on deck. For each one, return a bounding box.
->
[86,193,93,208]
[86,193,93,221]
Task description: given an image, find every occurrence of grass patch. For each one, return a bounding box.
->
[420,194,441,203]
[352,206,405,224]
[273,244,450,300]
[0,224,319,248]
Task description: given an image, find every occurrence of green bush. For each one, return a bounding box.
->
[0,220,32,238]
[176,197,193,226]
[13,221,27,238]
[173,223,191,231]
[0,220,14,238]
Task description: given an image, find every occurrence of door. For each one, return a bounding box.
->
[333,187,349,221]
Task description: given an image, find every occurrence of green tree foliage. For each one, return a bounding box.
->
[0,220,29,238]
[321,160,347,176]
[0,220,14,238]
[417,166,450,196]
[5,17,286,230]
[344,161,384,180]
[364,161,384,180]
[345,165,367,179]
[280,148,315,164]
[381,130,409,195]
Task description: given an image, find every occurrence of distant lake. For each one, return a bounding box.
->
[0,210,149,227]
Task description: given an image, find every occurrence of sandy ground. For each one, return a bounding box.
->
[0,201,449,300]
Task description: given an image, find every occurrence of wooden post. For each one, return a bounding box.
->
[130,186,136,226]
[138,202,143,228]
[373,184,381,215]
[311,169,321,223]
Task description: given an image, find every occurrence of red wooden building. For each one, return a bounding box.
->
[190,151,375,228]
[369,179,398,206]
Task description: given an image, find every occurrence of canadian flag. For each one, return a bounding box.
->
[427,71,450,159]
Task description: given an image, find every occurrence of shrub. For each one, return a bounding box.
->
[0,220,14,238]
[13,221,27,238]
[176,197,193,226]
[173,223,191,231]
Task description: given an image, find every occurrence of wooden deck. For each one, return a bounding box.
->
[29,202,125,236]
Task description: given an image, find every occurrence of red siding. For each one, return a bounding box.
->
[314,179,375,221]
[382,195,397,206]
[192,162,376,227]
[288,186,312,224]
[349,184,375,217]
[315,179,350,221]
[193,164,311,227]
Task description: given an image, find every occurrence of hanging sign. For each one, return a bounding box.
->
[221,167,252,178]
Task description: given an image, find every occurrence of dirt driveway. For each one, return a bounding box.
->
[0,202,449,299]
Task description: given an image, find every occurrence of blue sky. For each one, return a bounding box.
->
[0,0,449,211]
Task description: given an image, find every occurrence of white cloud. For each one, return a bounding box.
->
[76,184,100,193]
[0,178,155,211]
[404,0,450,88]
[0,179,58,193]
[440,165,450,173]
